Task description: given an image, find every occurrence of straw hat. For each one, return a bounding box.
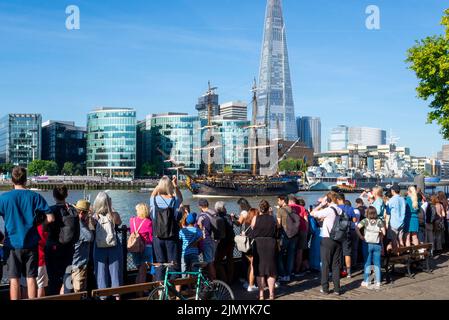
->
[74,200,90,212]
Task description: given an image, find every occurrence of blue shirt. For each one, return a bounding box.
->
[179,226,202,257]
[73,220,94,268]
[387,195,406,230]
[372,198,386,220]
[0,189,51,249]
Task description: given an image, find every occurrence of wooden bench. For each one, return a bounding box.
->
[91,278,197,300]
[384,243,433,282]
[30,291,88,301]
[91,281,161,299]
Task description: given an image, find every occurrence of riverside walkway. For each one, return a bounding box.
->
[234,252,449,300]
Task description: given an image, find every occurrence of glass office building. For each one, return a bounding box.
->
[328,125,349,151]
[42,121,87,172]
[257,0,298,141]
[210,118,250,172]
[144,113,201,174]
[297,116,321,154]
[86,108,136,179]
[0,114,42,167]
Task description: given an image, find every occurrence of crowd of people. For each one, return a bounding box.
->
[0,166,448,300]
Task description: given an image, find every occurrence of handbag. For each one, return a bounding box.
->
[127,218,146,253]
[234,226,253,253]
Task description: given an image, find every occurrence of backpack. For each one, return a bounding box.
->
[95,213,117,248]
[58,204,80,245]
[203,211,226,241]
[364,219,382,244]
[153,198,179,239]
[329,207,351,243]
[222,215,235,244]
[234,225,252,253]
[127,218,146,253]
[425,203,436,224]
[283,207,300,239]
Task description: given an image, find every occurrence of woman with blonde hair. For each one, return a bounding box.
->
[92,192,123,298]
[150,176,183,281]
[129,203,153,285]
[404,186,420,246]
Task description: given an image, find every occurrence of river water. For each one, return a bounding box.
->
[0,190,361,228]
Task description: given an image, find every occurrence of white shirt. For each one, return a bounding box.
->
[314,204,341,238]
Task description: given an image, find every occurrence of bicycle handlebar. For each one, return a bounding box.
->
[146,262,177,268]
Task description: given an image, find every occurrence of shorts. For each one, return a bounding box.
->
[341,233,352,257]
[37,266,48,289]
[181,254,199,278]
[5,248,38,279]
[71,265,88,292]
[387,226,404,247]
[202,239,218,264]
[297,231,308,250]
[131,245,153,268]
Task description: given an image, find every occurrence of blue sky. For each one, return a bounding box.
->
[0,0,447,156]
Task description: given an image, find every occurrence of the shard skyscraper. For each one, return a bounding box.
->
[257,0,298,141]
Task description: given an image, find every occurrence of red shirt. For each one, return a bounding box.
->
[289,204,308,233]
[37,224,48,267]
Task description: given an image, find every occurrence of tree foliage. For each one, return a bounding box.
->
[406,9,449,138]
[28,160,59,176]
[279,158,308,173]
[61,162,74,175]
[0,163,14,174]
[141,162,161,177]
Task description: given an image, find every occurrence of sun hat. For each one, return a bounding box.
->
[74,199,91,212]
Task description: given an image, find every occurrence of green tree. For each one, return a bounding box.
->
[74,163,85,176]
[61,162,74,175]
[223,166,233,174]
[0,163,14,174]
[279,158,308,173]
[28,160,59,176]
[141,162,161,177]
[406,9,449,138]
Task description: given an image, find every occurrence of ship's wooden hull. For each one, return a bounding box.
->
[190,178,300,197]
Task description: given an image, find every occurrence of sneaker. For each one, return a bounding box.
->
[374,283,381,290]
[334,291,341,296]
[346,273,352,279]
[361,282,368,288]
[320,289,329,295]
[247,285,258,293]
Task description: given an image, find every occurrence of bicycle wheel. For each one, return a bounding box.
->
[199,280,235,300]
[147,286,172,301]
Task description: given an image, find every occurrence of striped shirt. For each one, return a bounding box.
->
[179,226,203,257]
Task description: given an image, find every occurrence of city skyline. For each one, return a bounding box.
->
[0,0,448,156]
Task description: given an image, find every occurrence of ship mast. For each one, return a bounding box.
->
[205,81,217,177]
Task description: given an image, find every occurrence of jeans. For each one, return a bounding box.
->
[278,235,298,277]
[364,243,381,284]
[320,237,342,293]
[153,237,180,281]
[93,243,123,290]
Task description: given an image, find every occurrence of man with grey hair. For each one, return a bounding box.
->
[214,201,235,284]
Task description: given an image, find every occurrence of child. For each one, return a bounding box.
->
[179,213,203,276]
[356,206,386,290]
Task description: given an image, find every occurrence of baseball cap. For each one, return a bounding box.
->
[186,213,197,225]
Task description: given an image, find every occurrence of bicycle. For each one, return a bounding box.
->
[146,262,234,300]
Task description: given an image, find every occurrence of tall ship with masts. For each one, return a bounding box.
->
[162,82,301,197]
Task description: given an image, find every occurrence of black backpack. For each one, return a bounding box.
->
[203,211,226,241]
[329,206,351,243]
[57,204,80,245]
[153,198,179,239]
[284,207,300,239]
